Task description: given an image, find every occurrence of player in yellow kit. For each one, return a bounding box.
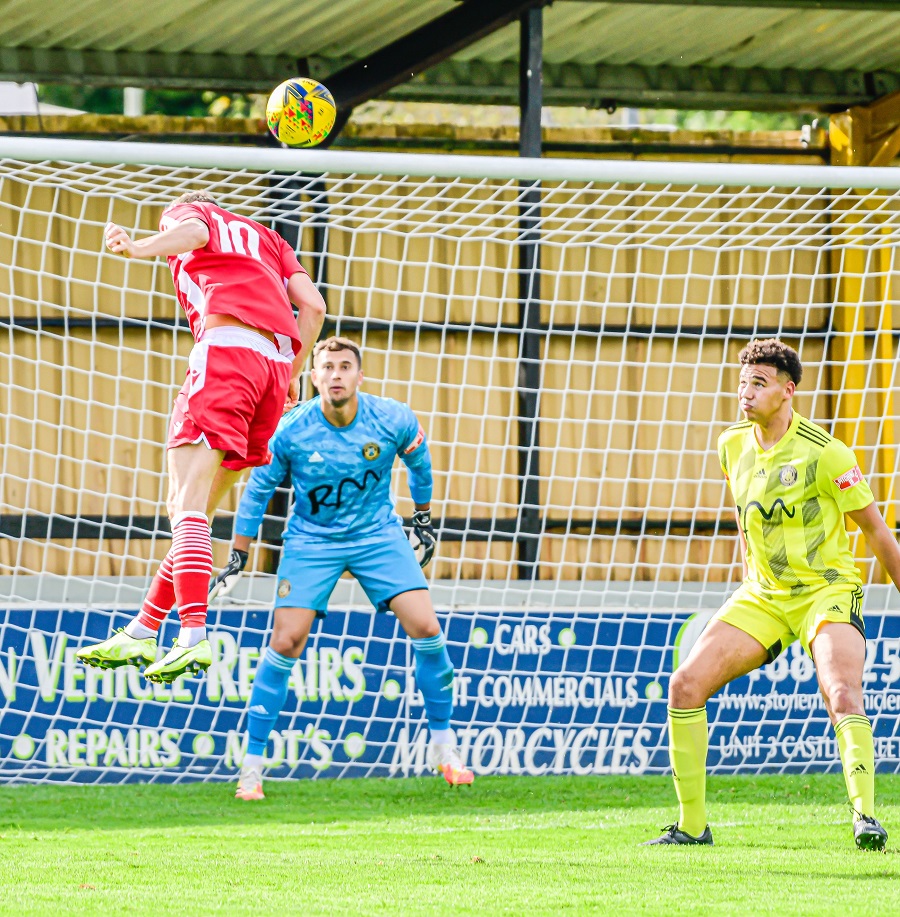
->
[645,338,900,850]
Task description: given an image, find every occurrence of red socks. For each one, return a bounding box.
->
[170,512,213,629]
[136,512,212,633]
[136,550,176,631]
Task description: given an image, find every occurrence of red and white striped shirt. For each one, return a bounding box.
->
[160,201,307,356]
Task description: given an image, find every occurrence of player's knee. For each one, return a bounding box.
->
[270,631,307,658]
[407,620,440,640]
[822,680,864,718]
[669,665,711,709]
[166,494,196,521]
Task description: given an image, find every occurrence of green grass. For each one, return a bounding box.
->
[0,774,899,915]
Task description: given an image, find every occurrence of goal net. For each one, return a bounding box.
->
[2,138,900,782]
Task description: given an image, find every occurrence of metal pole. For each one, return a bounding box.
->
[516,7,543,580]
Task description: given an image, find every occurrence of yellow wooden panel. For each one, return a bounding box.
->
[0,537,241,579]
[540,530,742,582]
[343,329,520,518]
[427,540,516,581]
[1,327,191,515]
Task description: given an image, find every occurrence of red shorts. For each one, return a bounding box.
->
[167,331,293,471]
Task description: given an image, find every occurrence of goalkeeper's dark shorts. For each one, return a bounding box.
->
[714,579,865,661]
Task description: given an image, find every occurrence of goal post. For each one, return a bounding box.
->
[1,138,900,782]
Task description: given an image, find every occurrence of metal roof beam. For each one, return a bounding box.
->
[0,47,295,92]
[384,61,900,112]
[322,0,552,111]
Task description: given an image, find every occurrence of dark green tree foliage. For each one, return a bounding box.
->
[38,85,211,117]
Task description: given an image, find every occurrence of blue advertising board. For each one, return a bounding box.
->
[1,607,899,783]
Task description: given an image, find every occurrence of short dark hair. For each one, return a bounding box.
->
[313,336,362,368]
[164,191,217,211]
[739,338,802,386]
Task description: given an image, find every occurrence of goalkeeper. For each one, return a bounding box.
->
[212,336,474,799]
[646,338,898,851]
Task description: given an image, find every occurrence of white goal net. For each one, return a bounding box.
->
[2,139,900,783]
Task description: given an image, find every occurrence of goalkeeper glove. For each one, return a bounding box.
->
[208,548,249,600]
[409,509,436,568]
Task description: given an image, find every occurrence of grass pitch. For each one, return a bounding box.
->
[1,774,899,916]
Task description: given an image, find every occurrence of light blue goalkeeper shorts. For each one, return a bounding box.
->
[273,522,428,616]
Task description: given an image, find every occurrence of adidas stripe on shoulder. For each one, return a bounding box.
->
[798,420,831,446]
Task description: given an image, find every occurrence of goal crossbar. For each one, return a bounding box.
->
[3,136,900,189]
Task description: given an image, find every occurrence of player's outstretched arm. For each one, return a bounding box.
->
[211,453,288,600]
[105,218,209,259]
[848,502,900,591]
[234,453,289,540]
[399,415,435,567]
[287,271,327,355]
[284,271,327,409]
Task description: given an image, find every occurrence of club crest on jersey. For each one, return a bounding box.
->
[277,578,291,598]
[834,465,863,491]
[779,464,798,486]
[362,442,381,461]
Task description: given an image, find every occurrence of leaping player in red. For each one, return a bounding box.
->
[76,191,326,683]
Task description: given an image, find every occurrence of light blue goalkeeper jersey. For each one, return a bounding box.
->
[235,392,433,543]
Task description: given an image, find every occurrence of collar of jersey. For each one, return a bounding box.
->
[752,408,801,456]
[315,396,361,433]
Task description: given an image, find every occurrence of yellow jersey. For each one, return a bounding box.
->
[717,411,873,594]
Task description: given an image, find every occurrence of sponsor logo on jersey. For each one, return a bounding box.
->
[403,426,426,455]
[779,464,798,486]
[362,442,381,461]
[173,421,183,432]
[834,465,863,491]
[739,498,796,526]
[277,578,291,598]
[309,451,324,463]
[754,468,767,479]
[308,470,382,515]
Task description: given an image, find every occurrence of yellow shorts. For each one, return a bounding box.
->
[714,580,865,660]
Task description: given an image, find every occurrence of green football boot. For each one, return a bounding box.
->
[144,639,212,684]
[75,629,157,671]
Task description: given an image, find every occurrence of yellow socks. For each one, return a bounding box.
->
[668,706,709,837]
[667,709,874,834]
[834,714,876,817]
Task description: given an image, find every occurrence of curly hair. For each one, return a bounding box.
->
[739,338,802,386]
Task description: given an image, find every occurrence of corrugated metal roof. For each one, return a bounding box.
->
[460,3,900,71]
[0,0,454,58]
[1,1,899,111]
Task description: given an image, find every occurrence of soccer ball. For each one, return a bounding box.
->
[265,78,336,148]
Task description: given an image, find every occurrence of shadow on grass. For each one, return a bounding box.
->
[0,773,890,834]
